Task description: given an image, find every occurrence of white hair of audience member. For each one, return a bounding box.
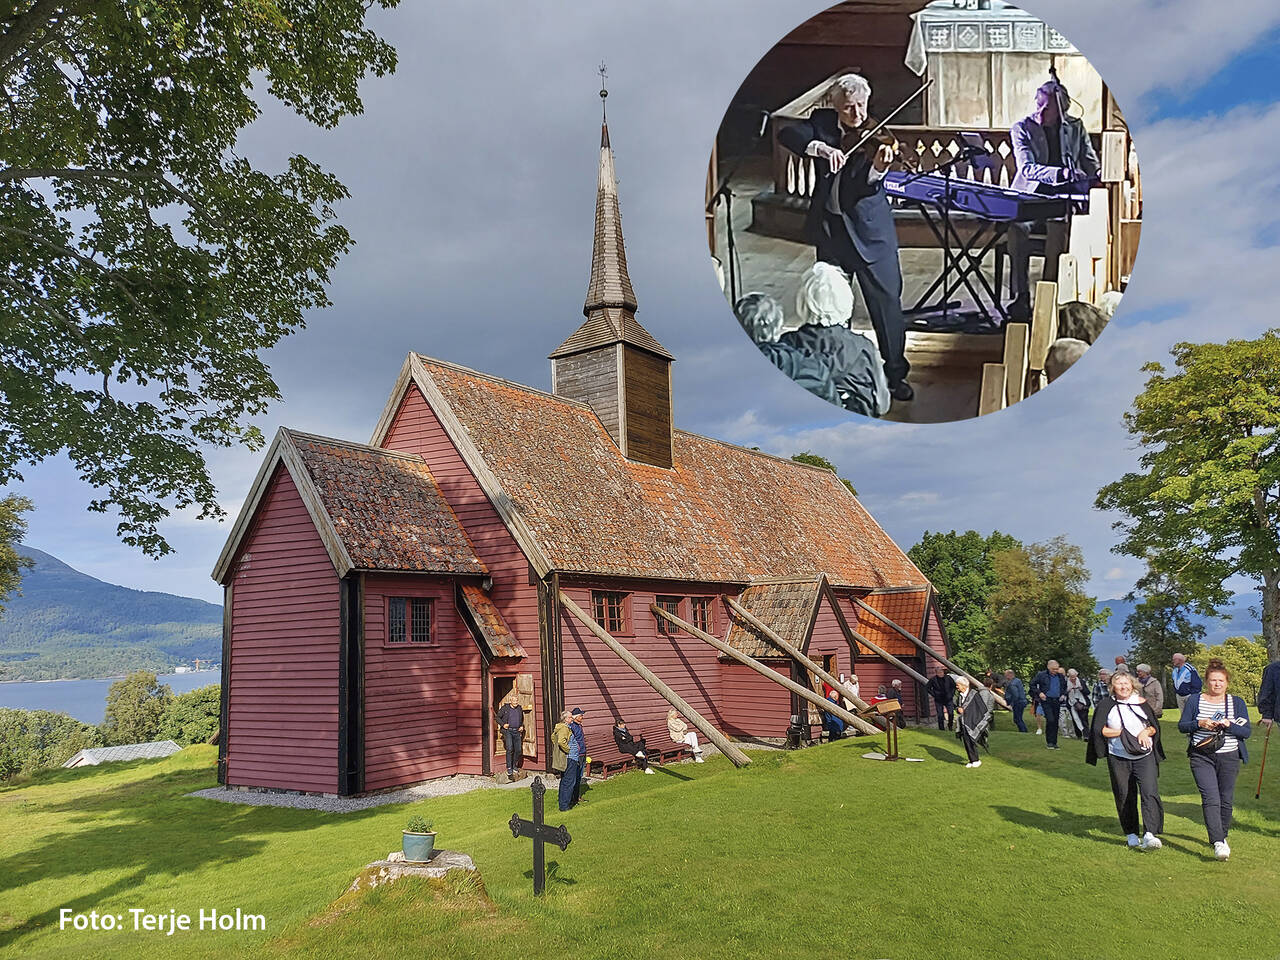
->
[1098,290,1123,318]
[1045,337,1089,382]
[734,292,785,344]
[829,73,871,107]
[795,262,854,328]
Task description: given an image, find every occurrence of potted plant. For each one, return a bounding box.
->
[402,815,436,863]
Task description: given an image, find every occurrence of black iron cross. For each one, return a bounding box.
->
[508,776,571,895]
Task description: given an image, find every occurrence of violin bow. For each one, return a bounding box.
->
[841,77,935,160]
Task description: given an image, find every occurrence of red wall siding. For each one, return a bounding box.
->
[559,580,732,765]
[719,660,793,738]
[381,386,543,764]
[227,465,340,793]
[361,574,484,791]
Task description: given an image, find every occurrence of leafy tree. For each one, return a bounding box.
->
[0,1,400,557]
[986,536,1107,677]
[1123,572,1206,675]
[102,670,172,745]
[159,683,220,746]
[1192,636,1271,705]
[0,707,102,781]
[1096,332,1280,659]
[791,452,856,496]
[0,494,33,614]
[908,529,1022,671]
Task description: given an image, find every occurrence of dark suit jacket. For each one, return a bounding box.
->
[925,674,956,704]
[1259,661,1280,721]
[777,109,898,265]
[1030,670,1065,704]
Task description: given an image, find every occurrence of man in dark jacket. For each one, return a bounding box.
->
[777,73,911,401]
[1003,669,1028,733]
[613,719,653,774]
[1030,659,1066,749]
[735,292,840,405]
[1261,658,1280,729]
[925,666,956,730]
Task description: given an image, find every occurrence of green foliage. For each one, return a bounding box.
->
[0,0,400,557]
[0,707,103,781]
[405,815,434,834]
[986,536,1107,677]
[908,529,1022,670]
[102,671,173,745]
[0,546,220,679]
[0,495,34,615]
[1193,635,1271,705]
[1123,572,1206,673]
[790,452,856,496]
[1096,331,1280,659]
[157,684,220,746]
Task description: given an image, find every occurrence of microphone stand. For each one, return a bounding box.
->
[707,111,771,306]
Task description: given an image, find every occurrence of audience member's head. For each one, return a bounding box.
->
[735,292,785,344]
[1046,337,1089,382]
[1172,653,1187,667]
[796,262,854,328]
[1057,301,1108,344]
[1136,663,1152,679]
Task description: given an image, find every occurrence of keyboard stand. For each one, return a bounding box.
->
[897,198,1010,331]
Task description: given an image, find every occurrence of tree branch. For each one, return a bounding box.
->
[0,0,74,79]
[0,165,216,228]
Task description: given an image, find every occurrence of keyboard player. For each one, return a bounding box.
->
[1006,79,1099,320]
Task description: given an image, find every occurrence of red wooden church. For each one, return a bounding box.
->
[212,115,951,796]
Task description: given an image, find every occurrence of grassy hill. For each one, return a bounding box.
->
[2,723,1278,959]
[0,546,222,680]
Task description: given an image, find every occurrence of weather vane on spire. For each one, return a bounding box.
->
[598,61,608,120]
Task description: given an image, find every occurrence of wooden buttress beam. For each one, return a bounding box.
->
[722,595,874,714]
[558,593,752,767]
[653,605,879,737]
[851,597,1009,709]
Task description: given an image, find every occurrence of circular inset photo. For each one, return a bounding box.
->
[706,0,1142,423]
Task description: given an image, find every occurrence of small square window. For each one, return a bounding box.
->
[690,597,714,635]
[388,597,433,645]
[591,591,628,634]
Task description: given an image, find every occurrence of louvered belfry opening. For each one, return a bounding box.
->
[550,113,674,469]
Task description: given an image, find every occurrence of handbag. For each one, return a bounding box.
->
[1191,696,1230,753]
[1117,703,1152,755]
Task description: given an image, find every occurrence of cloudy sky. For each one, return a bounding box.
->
[8,0,1280,608]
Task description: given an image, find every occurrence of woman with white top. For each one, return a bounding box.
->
[1085,671,1165,850]
[1177,658,1252,861]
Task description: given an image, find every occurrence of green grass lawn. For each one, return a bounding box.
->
[2,721,1278,960]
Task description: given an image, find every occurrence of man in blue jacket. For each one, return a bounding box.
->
[1030,659,1066,749]
[1003,669,1028,733]
[1171,652,1203,710]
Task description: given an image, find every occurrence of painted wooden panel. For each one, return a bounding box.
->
[719,660,793,738]
[622,347,673,469]
[553,349,620,443]
[380,385,542,769]
[227,464,341,793]
[361,573,483,791]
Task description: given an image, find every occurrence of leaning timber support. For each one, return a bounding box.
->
[559,593,752,767]
[723,596,874,713]
[852,597,1009,709]
[653,604,880,737]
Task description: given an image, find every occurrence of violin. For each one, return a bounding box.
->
[843,119,919,173]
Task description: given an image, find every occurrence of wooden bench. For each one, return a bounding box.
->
[588,743,692,780]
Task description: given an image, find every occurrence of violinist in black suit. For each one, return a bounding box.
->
[777,73,912,401]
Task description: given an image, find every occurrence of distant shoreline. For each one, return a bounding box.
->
[0,669,220,686]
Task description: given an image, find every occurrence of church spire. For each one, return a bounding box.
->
[583,64,637,327]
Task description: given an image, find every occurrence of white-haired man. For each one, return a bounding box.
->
[780,263,890,417]
[1006,80,1100,320]
[777,74,911,402]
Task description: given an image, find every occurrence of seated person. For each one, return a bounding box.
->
[781,263,891,417]
[821,691,846,741]
[667,708,706,763]
[735,292,839,405]
[1046,337,1088,382]
[612,719,654,774]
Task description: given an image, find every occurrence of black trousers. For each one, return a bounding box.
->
[961,728,980,763]
[817,214,909,385]
[1041,698,1061,746]
[1189,751,1242,844]
[933,699,954,730]
[501,728,521,773]
[622,738,649,770]
[1107,752,1163,836]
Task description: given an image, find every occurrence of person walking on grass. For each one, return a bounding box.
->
[1004,669,1028,733]
[1031,660,1066,749]
[1179,658,1252,861]
[667,708,706,763]
[1171,653,1202,710]
[955,676,994,768]
[1086,671,1165,851]
[1135,663,1164,717]
[1065,668,1090,739]
[1091,669,1111,719]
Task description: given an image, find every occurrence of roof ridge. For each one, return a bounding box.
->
[412,353,598,412]
[284,428,432,464]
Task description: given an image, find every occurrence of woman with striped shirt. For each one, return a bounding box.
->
[1178,658,1253,861]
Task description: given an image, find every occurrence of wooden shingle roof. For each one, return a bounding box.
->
[724,579,824,659]
[398,355,927,590]
[853,587,930,657]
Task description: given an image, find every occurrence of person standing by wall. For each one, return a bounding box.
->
[1171,653,1203,711]
[1179,658,1253,860]
[926,666,956,731]
[557,708,588,812]
[1004,669,1028,733]
[1086,671,1166,850]
[496,690,524,780]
